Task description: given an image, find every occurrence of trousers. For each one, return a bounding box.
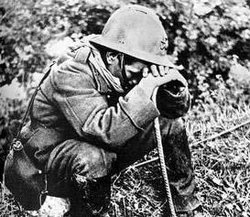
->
[46,117,195,216]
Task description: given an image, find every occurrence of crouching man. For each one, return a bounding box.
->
[4,5,202,217]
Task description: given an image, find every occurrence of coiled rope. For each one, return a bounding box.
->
[152,87,177,217]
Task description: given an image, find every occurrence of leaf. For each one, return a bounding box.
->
[229,63,250,83]
[192,0,221,16]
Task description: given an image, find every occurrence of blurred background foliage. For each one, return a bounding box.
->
[0,0,250,98]
[1,0,250,93]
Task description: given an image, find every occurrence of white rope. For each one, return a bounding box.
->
[152,87,177,217]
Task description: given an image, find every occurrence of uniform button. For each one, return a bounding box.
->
[107,95,110,98]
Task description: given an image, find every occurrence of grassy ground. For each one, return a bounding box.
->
[1,78,250,216]
[109,78,250,217]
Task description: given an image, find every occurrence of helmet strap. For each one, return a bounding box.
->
[118,53,124,71]
[119,53,130,90]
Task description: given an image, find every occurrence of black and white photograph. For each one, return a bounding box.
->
[0,0,250,216]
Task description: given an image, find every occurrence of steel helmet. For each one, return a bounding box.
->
[89,5,175,67]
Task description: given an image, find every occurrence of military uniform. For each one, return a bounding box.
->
[5,5,200,217]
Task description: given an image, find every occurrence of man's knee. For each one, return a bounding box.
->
[160,117,186,138]
[47,139,116,196]
[72,142,117,178]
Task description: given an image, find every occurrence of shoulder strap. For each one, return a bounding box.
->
[16,61,56,139]
[74,46,91,64]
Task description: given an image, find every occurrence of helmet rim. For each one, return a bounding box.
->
[90,35,175,67]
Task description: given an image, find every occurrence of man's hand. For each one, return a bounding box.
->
[138,65,187,99]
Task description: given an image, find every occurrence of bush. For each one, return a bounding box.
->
[1,0,250,95]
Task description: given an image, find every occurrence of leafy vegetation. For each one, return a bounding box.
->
[1,0,250,216]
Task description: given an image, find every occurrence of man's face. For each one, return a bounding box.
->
[120,56,148,91]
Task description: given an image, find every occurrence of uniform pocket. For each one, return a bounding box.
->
[24,126,66,168]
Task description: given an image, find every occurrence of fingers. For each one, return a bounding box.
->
[142,67,149,77]
[159,65,165,76]
[138,66,188,99]
[150,65,169,77]
[150,65,158,77]
[143,65,187,86]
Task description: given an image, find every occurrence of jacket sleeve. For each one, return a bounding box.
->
[51,59,159,150]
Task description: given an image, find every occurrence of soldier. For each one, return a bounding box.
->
[5,5,202,217]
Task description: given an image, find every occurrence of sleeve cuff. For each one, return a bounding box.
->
[119,85,160,130]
